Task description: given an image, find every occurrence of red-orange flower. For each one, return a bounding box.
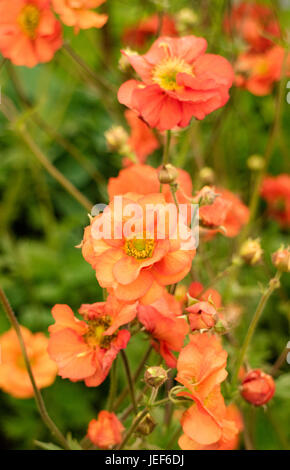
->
[81,193,196,303]
[198,186,249,237]
[0,0,62,67]
[0,326,57,399]
[87,411,124,449]
[235,46,290,96]
[52,0,107,33]
[138,291,189,367]
[186,301,217,331]
[48,296,133,386]
[108,164,192,207]
[118,36,234,131]
[123,14,177,48]
[123,110,160,166]
[224,2,281,53]
[241,369,275,406]
[261,174,290,228]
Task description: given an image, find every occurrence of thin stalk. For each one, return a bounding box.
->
[117,408,148,450]
[162,130,171,166]
[0,288,70,450]
[107,360,118,412]
[232,271,282,387]
[120,350,137,415]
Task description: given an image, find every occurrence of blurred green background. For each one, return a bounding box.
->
[0,0,289,450]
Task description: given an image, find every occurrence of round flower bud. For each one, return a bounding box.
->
[136,413,156,436]
[176,8,198,34]
[144,366,168,388]
[247,155,265,171]
[241,369,275,406]
[158,164,178,185]
[105,126,129,153]
[199,167,215,185]
[272,247,290,272]
[240,238,263,265]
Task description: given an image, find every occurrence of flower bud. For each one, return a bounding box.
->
[186,301,217,331]
[105,126,129,153]
[199,167,215,185]
[136,412,156,436]
[272,247,290,272]
[144,366,168,388]
[197,186,219,206]
[240,238,263,265]
[247,155,265,171]
[241,369,275,406]
[158,164,178,184]
[175,8,198,34]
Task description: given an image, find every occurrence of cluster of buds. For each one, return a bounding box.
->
[272,247,290,273]
[241,369,275,406]
[239,238,263,265]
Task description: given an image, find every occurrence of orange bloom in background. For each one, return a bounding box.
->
[179,399,242,450]
[138,291,189,367]
[224,2,281,53]
[118,36,234,131]
[0,326,57,399]
[87,411,124,449]
[123,110,160,166]
[188,281,222,309]
[199,186,249,238]
[186,300,217,331]
[260,174,290,228]
[0,0,62,67]
[241,369,275,406]
[122,14,177,48]
[108,164,193,207]
[52,0,107,33]
[235,46,290,96]
[81,192,196,303]
[48,297,133,386]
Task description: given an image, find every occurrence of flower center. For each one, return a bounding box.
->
[152,57,193,91]
[85,316,115,349]
[18,5,40,38]
[125,237,155,260]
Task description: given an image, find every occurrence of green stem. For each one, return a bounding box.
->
[107,360,118,412]
[232,271,282,387]
[120,350,137,415]
[162,130,171,166]
[0,288,70,450]
[117,408,148,450]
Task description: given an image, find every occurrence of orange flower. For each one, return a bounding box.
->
[108,164,193,208]
[122,14,177,48]
[179,398,242,450]
[188,281,222,309]
[123,110,160,166]
[261,174,290,228]
[0,326,57,399]
[48,296,134,386]
[87,411,124,449]
[186,300,217,331]
[0,0,62,67]
[138,291,189,367]
[241,369,275,406]
[224,2,281,53]
[235,46,290,96]
[52,0,107,33]
[118,36,234,131]
[81,192,196,303]
[198,186,249,238]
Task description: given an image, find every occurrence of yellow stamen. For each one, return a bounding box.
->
[152,57,193,91]
[85,316,115,349]
[18,5,40,39]
[125,237,155,260]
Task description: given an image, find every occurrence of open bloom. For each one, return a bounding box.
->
[138,291,189,367]
[235,46,290,96]
[124,110,160,166]
[118,36,234,131]
[0,326,57,399]
[48,296,133,386]
[52,0,107,33]
[224,2,281,53]
[123,14,177,48]
[81,192,196,303]
[108,164,193,207]
[87,411,124,449]
[0,0,62,67]
[261,174,290,228]
[241,369,275,406]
